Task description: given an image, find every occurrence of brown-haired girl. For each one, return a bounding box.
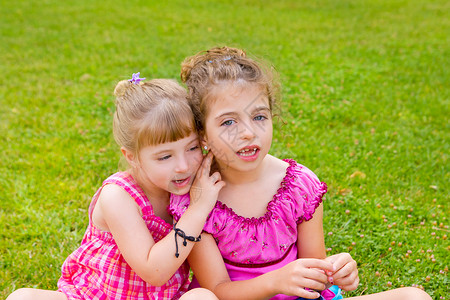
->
[169,47,432,300]
[7,74,223,300]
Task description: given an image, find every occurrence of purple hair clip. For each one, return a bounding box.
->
[128,72,146,84]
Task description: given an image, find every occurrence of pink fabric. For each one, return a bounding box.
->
[57,172,190,300]
[170,159,327,300]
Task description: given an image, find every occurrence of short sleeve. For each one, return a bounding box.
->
[285,161,327,224]
[169,193,227,235]
[201,202,230,235]
[168,193,190,222]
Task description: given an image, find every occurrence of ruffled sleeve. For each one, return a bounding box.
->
[169,193,227,234]
[168,193,191,222]
[284,160,327,224]
[202,202,233,235]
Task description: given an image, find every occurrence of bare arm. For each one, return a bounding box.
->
[297,202,326,259]
[297,201,359,291]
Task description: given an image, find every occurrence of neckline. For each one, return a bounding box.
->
[123,172,173,229]
[215,159,298,223]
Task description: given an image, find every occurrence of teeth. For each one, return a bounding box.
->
[238,148,258,156]
[238,148,257,153]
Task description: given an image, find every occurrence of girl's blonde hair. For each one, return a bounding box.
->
[180,46,279,131]
[113,78,195,160]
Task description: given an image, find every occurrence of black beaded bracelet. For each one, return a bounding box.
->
[173,222,201,258]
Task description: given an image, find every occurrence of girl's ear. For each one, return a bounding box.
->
[121,147,138,168]
[200,137,209,155]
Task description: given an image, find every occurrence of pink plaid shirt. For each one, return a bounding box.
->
[58,172,190,299]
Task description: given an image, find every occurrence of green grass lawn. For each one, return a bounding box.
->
[1,0,448,298]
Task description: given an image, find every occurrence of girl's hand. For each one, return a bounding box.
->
[273,258,334,299]
[189,152,225,215]
[325,253,359,291]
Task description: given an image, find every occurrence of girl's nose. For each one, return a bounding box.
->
[175,155,189,173]
[239,122,256,140]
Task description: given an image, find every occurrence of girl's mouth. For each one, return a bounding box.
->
[236,146,260,161]
[172,176,190,188]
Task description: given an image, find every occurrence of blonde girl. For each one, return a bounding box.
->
[7,74,223,300]
[169,47,432,300]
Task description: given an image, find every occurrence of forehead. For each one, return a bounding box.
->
[207,81,270,113]
[140,132,199,155]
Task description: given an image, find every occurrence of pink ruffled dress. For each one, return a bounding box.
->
[57,172,190,300]
[169,159,328,300]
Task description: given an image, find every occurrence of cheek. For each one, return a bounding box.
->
[205,126,230,146]
[189,150,203,169]
[147,164,168,178]
[203,117,219,142]
[265,124,273,139]
[258,120,273,137]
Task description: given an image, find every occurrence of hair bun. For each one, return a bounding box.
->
[180,46,247,83]
[207,46,246,58]
[114,80,132,98]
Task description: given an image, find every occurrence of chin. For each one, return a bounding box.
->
[170,186,191,196]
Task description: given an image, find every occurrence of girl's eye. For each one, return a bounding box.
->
[189,145,199,151]
[221,120,235,126]
[158,155,171,161]
[254,115,267,121]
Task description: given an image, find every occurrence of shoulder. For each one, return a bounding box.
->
[102,171,136,189]
[98,182,140,212]
[92,176,141,231]
[263,156,326,195]
[98,172,143,207]
[100,182,134,201]
[266,154,290,170]
[101,171,149,203]
[98,172,135,202]
[281,158,323,186]
[263,154,290,181]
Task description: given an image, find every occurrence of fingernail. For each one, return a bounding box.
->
[328,276,334,283]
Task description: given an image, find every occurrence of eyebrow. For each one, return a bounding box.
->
[215,111,238,120]
[152,136,199,156]
[251,106,271,114]
[215,106,270,120]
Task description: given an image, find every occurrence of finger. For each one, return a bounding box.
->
[202,152,214,175]
[197,152,213,178]
[336,275,360,291]
[295,288,321,299]
[300,258,334,272]
[297,276,328,291]
[335,275,359,290]
[312,268,326,274]
[324,254,337,264]
[345,276,360,291]
[333,267,358,286]
[215,180,226,190]
[299,268,329,284]
[332,258,357,280]
[330,253,353,273]
[210,171,222,183]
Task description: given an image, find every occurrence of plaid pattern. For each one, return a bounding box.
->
[57,172,190,299]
